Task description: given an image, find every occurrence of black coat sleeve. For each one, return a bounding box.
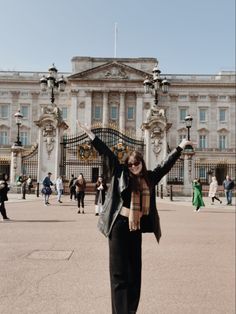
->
[150,146,183,185]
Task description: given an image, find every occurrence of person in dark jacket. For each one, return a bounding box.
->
[42,172,54,206]
[75,173,86,214]
[69,174,77,201]
[78,121,192,314]
[0,173,10,221]
[223,175,235,205]
[94,175,107,216]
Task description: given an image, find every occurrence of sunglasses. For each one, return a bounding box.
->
[127,161,141,168]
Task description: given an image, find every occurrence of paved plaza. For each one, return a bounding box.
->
[0,193,235,314]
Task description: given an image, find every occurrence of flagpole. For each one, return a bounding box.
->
[114,22,117,58]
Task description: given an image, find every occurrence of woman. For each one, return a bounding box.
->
[0,173,10,221]
[55,176,64,203]
[192,178,205,212]
[208,176,222,205]
[94,175,107,216]
[78,121,192,314]
[75,173,86,214]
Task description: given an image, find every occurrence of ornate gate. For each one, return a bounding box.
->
[22,144,38,180]
[60,127,144,182]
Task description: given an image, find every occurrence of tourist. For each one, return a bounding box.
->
[78,121,192,314]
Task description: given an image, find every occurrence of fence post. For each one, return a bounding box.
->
[36,182,39,197]
[156,185,159,197]
[170,185,173,201]
[160,184,163,199]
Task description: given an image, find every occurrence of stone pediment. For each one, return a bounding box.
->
[68,61,148,81]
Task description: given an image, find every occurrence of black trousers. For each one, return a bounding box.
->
[77,191,85,208]
[109,214,142,314]
[0,201,8,219]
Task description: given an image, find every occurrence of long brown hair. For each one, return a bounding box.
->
[124,151,151,191]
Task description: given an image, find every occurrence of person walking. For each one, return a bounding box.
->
[94,175,107,216]
[208,176,222,205]
[42,172,53,206]
[0,173,10,221]
[223,175,234,205]
[192,178,205,212]
[69,174,76,201]
[55,176,64,203]
[78,121,192,314]
[75,173,86,214]
[27,176,33,194]
[21,175,27,199]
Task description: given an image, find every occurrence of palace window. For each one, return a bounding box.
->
[0,131,8,145]
[199,109,207,123]
[219,135,227,150]
[219,108,226,122]
[94,105,102,120]
[20,105,29,119]
[110,105,118,120]
[0,104,9,119]
[199,135,207,149]
[20,131,29,146]
[199,166,207,179]
[179,108,187,122]
[127,107,134,120]
[61,107,68,120]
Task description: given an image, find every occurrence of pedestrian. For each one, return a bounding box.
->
[78,121,192,314]
[27,176,33,194]
[42,172,53,206]
[75,173,86,214]
[223,175,235,205]
[55,175,64,203]
[0,173,10,221]
[94,175,107,216]
[21,175,27,199]
[192,178,205,212]
[208,176,222,205]
[69,174,76,201]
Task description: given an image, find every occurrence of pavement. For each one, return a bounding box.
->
[0,193,235,314]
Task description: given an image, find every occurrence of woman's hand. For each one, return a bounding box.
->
[77,121,95,140]
[178,138,194,150]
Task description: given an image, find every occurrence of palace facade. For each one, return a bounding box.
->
[0,56,235,185]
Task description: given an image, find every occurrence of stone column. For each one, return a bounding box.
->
[136,93,143,138]
[183,153,195,196]
[10,145,24,186]
[84,91,92,127]
[70,90,78,133]
[102,91,109,127]
[119,92,125,132]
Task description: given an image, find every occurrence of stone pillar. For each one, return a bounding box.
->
[119,92,125,132]
[10,145,24,186]
[102,91,109,127]
[35,106,68,184]
[84,91,92,127]
[183,153,195,196]
[142,107,172,195]
[70,90,78,133]
[136,93,143,138]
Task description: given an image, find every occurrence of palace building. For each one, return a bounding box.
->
[0,56,235,187]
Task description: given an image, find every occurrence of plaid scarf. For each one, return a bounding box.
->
[129,177,150,230]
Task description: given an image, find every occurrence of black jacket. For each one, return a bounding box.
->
[92,136,183,243]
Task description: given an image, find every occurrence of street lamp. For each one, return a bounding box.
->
[143,62,170,107]
[184,114,194,153]
[14,109,23,146]
[40,64,67,105]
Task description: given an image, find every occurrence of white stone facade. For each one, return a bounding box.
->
[0,57,235,183]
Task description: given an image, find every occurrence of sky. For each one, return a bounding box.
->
[0,0,235,74]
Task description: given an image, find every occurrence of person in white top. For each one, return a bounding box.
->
[208,176,222,205]
[55,176,64,203]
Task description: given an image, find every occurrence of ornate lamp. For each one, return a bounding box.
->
[14,109,23,146]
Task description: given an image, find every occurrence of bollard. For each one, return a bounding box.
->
[170,185,173,201]
[36,182,39,197]
[160,184,163,199]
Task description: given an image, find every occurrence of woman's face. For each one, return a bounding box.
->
[127,157,143,175]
